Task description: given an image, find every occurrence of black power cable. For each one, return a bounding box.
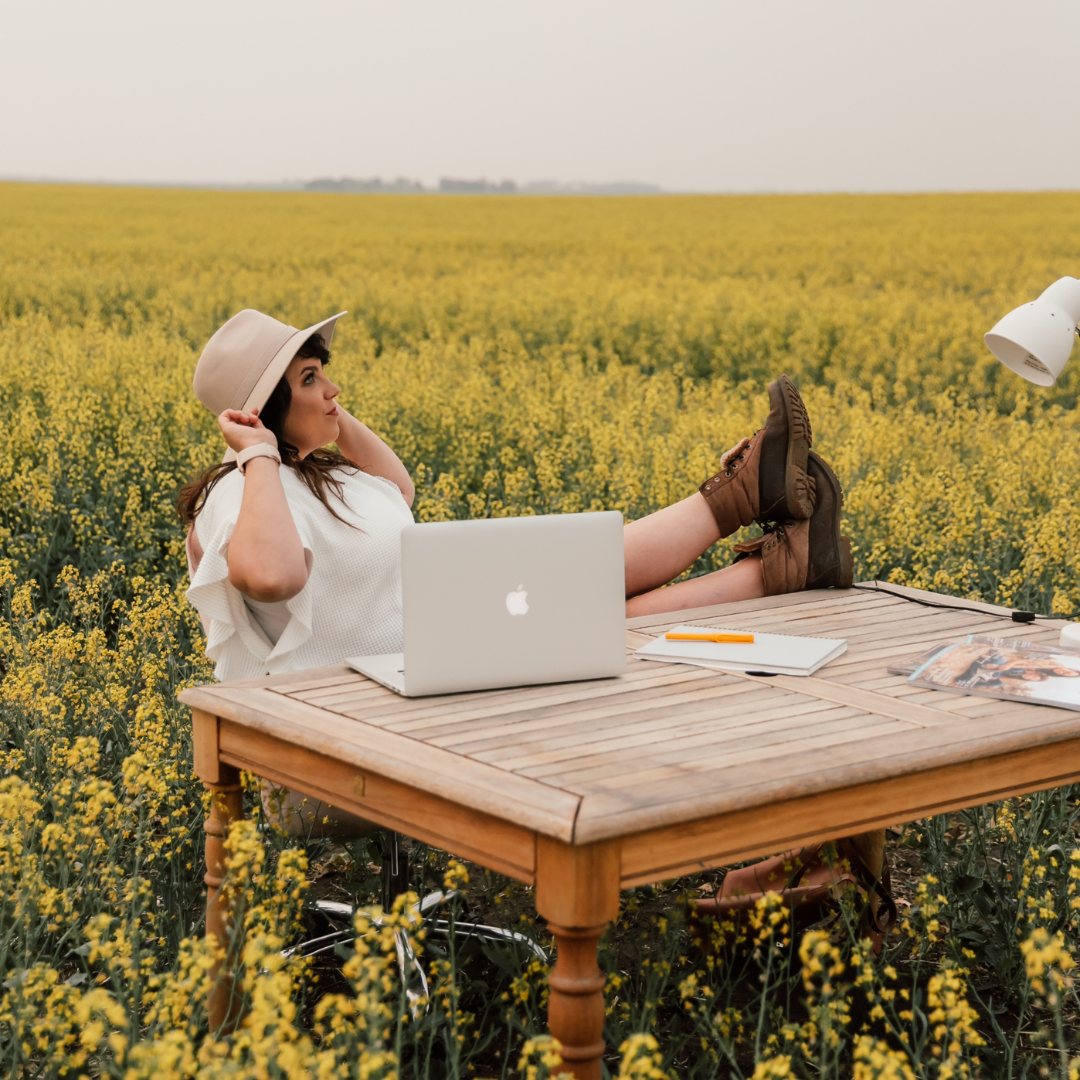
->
[851,582,1080,624]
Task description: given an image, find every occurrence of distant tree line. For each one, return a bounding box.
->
[304,177,426,193]
[303,177,662,195]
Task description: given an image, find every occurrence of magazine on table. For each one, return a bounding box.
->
[887,634,1066,677]
[907,638,1080,712]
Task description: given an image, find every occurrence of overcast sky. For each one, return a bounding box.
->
[3,0,1078,193]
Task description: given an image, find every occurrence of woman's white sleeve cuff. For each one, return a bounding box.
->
[185,517,314,674]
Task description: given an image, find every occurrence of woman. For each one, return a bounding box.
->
[180,308,852,831]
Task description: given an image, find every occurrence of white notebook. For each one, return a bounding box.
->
[634,624,847,677]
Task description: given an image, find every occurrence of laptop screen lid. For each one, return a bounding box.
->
[400,510,626,696]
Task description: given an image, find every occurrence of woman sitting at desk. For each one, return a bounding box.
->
[179,308,852,832]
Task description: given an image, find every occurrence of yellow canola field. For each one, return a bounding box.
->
[2,184,1080,1077]
[2,184,1080,609]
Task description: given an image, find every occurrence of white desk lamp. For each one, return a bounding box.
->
[984,276,1080,386]
[984,276,1080,647]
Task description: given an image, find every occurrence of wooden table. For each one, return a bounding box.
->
[180,583,1080,1077]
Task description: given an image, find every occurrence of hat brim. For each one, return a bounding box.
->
[241,310,347,415]
[222,310,347,463]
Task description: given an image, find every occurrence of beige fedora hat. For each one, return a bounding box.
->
[193,308,347,416]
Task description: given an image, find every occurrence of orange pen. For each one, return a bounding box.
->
[665,632,755,644]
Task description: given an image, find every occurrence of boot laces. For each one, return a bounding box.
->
[761,519,794,538]
[723,436,753,476]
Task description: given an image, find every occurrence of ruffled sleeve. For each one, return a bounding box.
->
[185,475,316,678]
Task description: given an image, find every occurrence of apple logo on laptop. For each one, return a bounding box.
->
[506,585,529,616]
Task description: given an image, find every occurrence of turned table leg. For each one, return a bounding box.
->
[535,837,621,1080]
[192,709,246,1035]
[204,764,244,1033]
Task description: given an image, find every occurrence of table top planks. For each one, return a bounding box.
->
[180,582,1080,857]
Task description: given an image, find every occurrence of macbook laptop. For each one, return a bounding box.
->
[346,510,626,696]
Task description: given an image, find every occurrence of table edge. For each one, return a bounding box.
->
[179,683,581,841]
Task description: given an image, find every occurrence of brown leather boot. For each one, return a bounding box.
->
[699,374,815,538]
[690,836,897,955]
[732,450,853,594]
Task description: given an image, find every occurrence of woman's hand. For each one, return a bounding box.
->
[218,408,279,454]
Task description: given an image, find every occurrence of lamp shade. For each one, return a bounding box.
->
[984,276,1080,386]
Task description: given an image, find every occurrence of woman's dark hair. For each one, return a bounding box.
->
[177,333,359,527]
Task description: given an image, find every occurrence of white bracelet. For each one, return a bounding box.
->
[236,443,282,474]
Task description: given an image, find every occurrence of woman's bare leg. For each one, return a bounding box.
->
[623,438,751,598]
[626,553,764,619]
[622,436,763,618]
[623,492,722,597]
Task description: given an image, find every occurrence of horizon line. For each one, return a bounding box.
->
[2,176,1079,198]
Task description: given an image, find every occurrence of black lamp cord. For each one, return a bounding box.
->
[851,582,1080,624]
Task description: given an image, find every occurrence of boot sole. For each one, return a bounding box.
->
[838,536,854,589]
[769,374,814,520]
[807,450,854,589]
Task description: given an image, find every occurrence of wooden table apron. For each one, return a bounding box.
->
[179,583,1080,1078]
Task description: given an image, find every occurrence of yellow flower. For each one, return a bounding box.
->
[751,1054,793,1078]
[443,858,471,891]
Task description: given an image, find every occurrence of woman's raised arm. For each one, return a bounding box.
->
[333,405,416,507]
[219,409,310,602]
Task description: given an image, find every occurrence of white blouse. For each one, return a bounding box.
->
[186,465,414,681]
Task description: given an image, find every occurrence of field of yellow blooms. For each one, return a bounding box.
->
[2,182,1080,1078]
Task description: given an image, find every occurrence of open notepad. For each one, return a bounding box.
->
[634,624,847,677]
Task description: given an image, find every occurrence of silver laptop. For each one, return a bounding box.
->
[346,511,626,696]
